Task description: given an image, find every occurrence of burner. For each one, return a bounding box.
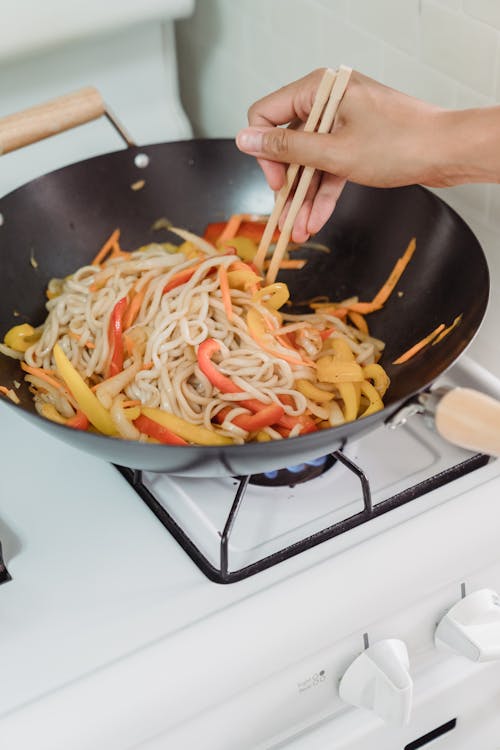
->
[249,454,337,487]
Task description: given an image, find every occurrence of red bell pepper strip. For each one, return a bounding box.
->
[197,338,241,394]
[133,414,188,445]
[197,339,316,433]
[65,410,90,431]
[216,403,284,431]
[107,296,128,377]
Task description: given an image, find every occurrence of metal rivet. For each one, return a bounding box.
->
[0,213,4,227]
[134,153,150,169]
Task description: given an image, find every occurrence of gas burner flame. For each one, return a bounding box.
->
[250,454,335,487]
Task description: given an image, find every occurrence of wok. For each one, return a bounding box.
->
[0,88,497,476]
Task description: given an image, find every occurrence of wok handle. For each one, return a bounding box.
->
[435,387,500,458]
[0,87,134,155]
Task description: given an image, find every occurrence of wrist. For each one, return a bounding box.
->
[431,108,500,186]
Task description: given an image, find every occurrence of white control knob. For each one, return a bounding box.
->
[435,588,500,662]
[338,639,412,725]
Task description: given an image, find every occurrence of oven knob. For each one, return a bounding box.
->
[338,639,412,725]
[435,588,500,661]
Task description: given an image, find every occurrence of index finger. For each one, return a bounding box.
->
[248,68,330,128]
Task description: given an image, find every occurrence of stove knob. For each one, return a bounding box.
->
[338,639,412,725]
[435,588,500,662]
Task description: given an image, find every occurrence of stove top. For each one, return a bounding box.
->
[0,354,500,749]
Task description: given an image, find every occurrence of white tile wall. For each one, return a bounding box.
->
[176,0,500,373]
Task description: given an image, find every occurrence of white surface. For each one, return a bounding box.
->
[338,639,413,726]
[0,0,194,61]
[0,22,192,199]
[435,589,500,662]
[0,358,500,748]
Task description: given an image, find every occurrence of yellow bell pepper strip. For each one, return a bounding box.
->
[107,296,128,377]
[316,356,364,383]
[4,323,37,353]
[363,364,390,398]
[53,343,116,435]
[295,379,334,403]
[255,430,272,442]
[359,380,384,417]
[327,338,355,361]
[141,407,233,446]
[226,269,261,290]
[253,283,290,310]
[337,382,360,422]
[134,414,188,445]
[218,236,258,262]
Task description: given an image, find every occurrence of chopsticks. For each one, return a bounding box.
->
[254,65,352,284]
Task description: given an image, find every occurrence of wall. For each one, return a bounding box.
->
[176,0,500,374]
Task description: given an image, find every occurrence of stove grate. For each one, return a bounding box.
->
[117,450,489,584]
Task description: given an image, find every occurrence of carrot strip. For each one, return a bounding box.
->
[21,362,66,391]
[91,229,120,266]
[218,265,233,321]
[218,214,243,243]
[393,323,446,365]
[263,259,307,270]
[371,237,416,308]
[123,287,146,329]
[348,311,369,334]
[69,331,95,349]
[432,314,463,345]
[121,399,142,408]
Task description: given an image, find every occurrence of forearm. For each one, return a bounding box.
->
[436,107,500,185]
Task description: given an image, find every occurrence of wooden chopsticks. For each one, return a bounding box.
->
[254,65,352,284]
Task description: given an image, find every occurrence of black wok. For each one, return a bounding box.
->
[0,97,490,476]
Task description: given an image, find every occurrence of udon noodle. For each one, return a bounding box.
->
[1,227,390,445]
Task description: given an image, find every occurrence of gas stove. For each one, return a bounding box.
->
[1,354,500,749]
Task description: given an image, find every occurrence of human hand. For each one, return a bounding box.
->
[236,69,447,242]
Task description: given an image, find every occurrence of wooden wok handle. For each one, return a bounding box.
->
[0,87,106,155]
[435,387,500,457]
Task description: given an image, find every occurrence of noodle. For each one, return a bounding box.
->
[2,230,390,444]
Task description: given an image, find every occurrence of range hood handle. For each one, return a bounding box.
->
[0,87,135,155]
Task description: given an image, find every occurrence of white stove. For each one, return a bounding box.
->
[1,355,500,750]
[2,8,500,746]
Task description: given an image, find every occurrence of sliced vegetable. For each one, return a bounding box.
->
[197,338,240,393]
[432,314,462,345]
[92,229,120,266]
[371,237,416,308]
[359,380,384,416]
[216,403,284,432]
[21,362,66,392]
[141,407,233,446]
[295,379,334,403]
[0,385,20,404]
[253,283,290,310]
[317,356,364,383]
[53,343,116,435]
[218,265,233,321]
[107,296,128,377]
[134,414,188,445]
[4,323,37,353]
[392,323,446,365]
[363,364,390,397]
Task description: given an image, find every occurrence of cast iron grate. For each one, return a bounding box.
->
[116,451,489,585]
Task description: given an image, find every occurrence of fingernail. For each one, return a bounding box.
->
[236,128,263,153]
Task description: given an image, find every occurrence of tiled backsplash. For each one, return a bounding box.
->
[176,0,500,374]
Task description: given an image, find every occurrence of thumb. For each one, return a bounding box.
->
[236,126,337,172]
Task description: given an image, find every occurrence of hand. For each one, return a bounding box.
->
[236,69,449,242]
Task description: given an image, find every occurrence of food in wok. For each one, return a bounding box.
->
[0,218,407,446]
